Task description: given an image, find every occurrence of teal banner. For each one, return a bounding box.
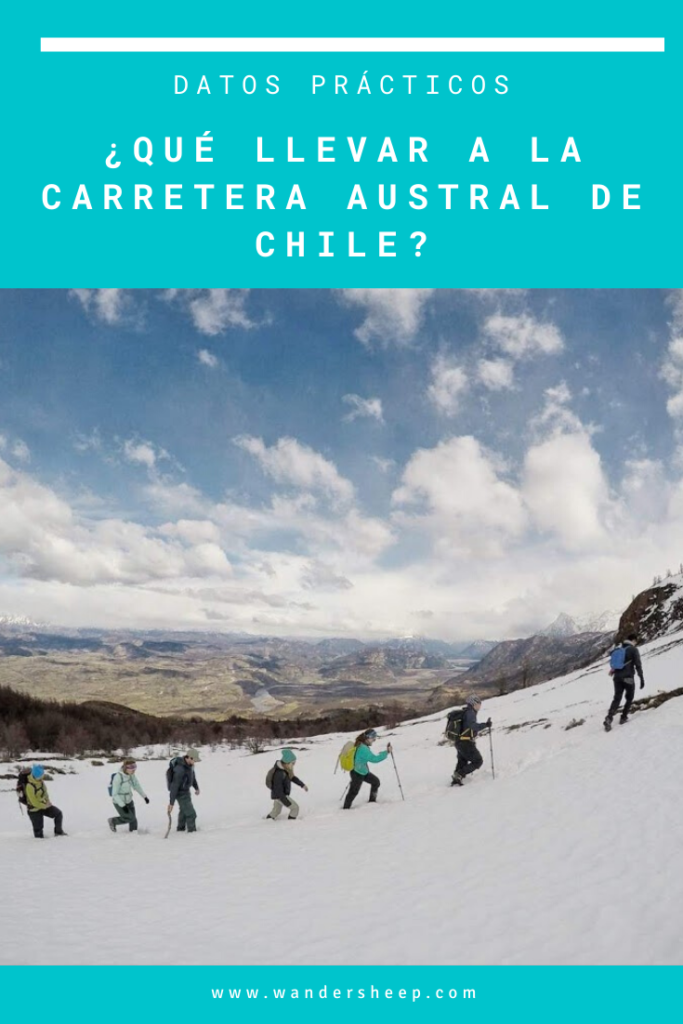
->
[0,966,680,1020]
[0,1,680,285]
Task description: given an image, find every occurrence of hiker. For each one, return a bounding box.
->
[451,694,492,786]
[604,633,645,731]
[343,729,392,809]
[167,748,201,832]
[108,757,150,833]
[266,748,308,820]
[24,765,66,839]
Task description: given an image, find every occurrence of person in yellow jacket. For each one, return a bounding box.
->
[25,765,66,839]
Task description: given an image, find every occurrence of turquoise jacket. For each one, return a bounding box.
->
[111,770,147,806]
[353,744,389,776]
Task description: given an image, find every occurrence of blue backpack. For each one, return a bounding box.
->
[107,772,117,797]
[609,647,628,671]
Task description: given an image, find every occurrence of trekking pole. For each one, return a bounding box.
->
[390,751,405,801]
[164,808,173,839]
[340,782,350,803]
[488,727,496,781]
[334,755,340,775]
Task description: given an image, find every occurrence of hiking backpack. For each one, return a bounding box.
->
[265,764,277,789]
[16,768,31,805]
[445,707,467,743]
[338,741,356,772]
[609,647,629,671]
[107,772,117,797]
[166,757,179,790]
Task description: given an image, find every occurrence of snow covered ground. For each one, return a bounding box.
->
[1,629,683,967]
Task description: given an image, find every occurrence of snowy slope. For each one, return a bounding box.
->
[1,629,683,967]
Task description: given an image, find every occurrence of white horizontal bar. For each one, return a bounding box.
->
[41,37,665,53]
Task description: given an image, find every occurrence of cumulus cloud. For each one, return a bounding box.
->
[530,383,586,435]
[69,289,133,326]
[234,435,355,504]
[427,355,468,416]
[338,289,435,347]
[522,431,610,550]
[342,394,384,423]
[197,348,219,368]
[166,289,256,335]
[0,457,231,587]
[482,313,564,359]
[477,358,515,391]
[122,438,172,473]
[393,436,527,557]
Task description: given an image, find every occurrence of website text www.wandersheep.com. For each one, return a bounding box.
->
[211,985,475,1003]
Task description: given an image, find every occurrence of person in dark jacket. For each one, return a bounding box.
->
[167,748,201,832]
[343,729,392,809]
[25,764,66,838]
[604,633,645,730]
[266,748,308,820]
[451,694,491,786]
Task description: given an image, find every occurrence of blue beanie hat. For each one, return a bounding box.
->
[281,748,297,764]
[32,764,45,779]
[365,729,378,740]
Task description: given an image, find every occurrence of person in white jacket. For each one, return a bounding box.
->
[108,758,149,833]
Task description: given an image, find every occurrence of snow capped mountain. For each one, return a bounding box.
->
[1,624,681,965]
[540,609,620,638]
[0,614,47,630]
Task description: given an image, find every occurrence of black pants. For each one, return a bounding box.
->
[344,770,380,809]
[455,740,483,778]
[111,800,138,831]
[608,676,635,719]
[28,806,64,838]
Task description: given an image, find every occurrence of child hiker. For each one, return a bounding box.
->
[266,748,308,820]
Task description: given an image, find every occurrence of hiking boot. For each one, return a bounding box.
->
[55,832,67,837]
[451,773,464,787]
[287,816,299,820]
[265,814,275,820]
[108,818,117,832]
[603,717,612,732]
[619,714,628,725]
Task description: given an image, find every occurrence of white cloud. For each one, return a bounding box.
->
[530,383,586,435]
[342,394,384,423]
[477,358,515,391]
[393,436,527,557]
[0,457,231,587]
[69,289,133,325]
[338,289,434,347]
[234,435,355,504]
[427,355,468,416]
[197,348,219,368]
[122,438,171,472]
[167,289,256,335]
[522,430,610,550]
[482,313,564,359]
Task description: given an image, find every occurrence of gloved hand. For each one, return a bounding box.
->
[640,680,645,689]
[486,718,492,728]
[144,797,150,804]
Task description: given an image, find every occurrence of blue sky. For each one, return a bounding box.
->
[0,287,681,639]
